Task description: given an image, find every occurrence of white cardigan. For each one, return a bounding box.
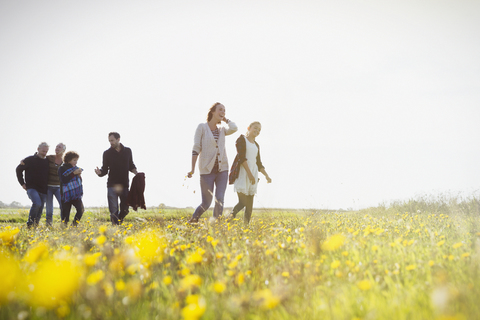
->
[193,121,238,174]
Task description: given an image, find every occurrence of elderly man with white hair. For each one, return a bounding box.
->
[16,142,50,228]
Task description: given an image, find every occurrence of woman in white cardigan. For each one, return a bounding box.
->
[187,102,238,223]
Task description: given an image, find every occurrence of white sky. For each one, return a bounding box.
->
[1,0,479,210]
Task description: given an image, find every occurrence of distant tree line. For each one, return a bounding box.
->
[0,201,25,208]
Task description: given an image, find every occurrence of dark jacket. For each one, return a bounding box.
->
[128,172,146,211]
[98,144,136,188]
[16,153,49,194]
[58,163,77,185]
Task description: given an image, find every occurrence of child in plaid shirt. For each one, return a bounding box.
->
[58,151,84,227]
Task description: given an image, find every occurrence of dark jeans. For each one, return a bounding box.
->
[230,192,255,225]
[61,199,84,226]
[108,186,129,225]
[192,167,228,219]
[27,189,46,227]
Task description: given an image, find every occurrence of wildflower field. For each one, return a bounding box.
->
[1,196,479,320]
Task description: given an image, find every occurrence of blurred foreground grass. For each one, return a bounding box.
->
[0,194,479,320]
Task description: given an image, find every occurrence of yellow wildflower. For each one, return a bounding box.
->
[181,295,206,320]
[180,274,202,291]
[0,254,22,305]
[0,228,19,246]
[24,242,49,264]
[87,270,105,286]
[357,280,372,291]
[27,257,83,308]
[322,234,345,251]
[213,282,226,293]
[331,260,341,269]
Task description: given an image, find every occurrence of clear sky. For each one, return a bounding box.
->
[1,0,479,210]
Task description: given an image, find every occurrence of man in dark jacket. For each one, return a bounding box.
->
[95,132,138,225]
[16,142,50,228]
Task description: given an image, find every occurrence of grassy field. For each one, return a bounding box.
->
[0,195,479,320]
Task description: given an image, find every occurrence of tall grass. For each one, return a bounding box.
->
[0,194,479,319]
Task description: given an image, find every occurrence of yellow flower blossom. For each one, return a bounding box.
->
[95,235,107,246]
[0,254,22,305]
[27,257,83,308]
[452,242,463,249]
[87,269,105,286]
[24,242,49,264]
[357,280,372,291]
[0,228,19,246]
[180,274,202,291]
[181,295,206,320]
[212,282,226,293]
[115,280,126,291]
[322,234,345,251]
[186,251,203,265]
[331,260,341,269]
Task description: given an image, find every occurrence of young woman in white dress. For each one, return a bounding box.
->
[228,122,271,225]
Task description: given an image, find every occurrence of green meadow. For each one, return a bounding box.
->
[0,195,479,320]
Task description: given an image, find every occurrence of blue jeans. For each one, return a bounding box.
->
[27,189,46,227]
[108,186,129,225]
[192,168,228,219]
[46,186,61,224]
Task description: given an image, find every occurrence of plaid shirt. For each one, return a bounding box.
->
[61,166,83,203]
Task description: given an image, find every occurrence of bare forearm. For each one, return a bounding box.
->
[191,155,198,172]
[260,168,272,183]
[188,155,199,178]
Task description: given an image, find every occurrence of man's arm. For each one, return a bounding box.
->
[129,149,137,175]
[16,157,28,190]
[95,152,109,177]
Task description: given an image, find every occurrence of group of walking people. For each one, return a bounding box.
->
[187,102,272,225]
[16,132,141,228]
[15,102,270,228]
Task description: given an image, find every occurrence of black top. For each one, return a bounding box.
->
[235,135,265,171]
[16,153,49,194]
[58,163,76,185]
[98,143,136,188]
